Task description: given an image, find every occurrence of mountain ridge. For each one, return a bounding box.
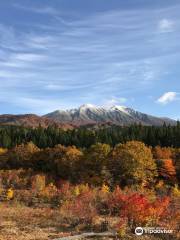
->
[44,104,176,126]
[0,105,176,128]
[0,114,73,129]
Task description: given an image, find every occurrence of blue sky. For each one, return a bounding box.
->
[0,0,179,119]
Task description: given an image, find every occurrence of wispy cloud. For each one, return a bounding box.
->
[13,3,69,25]
[157,92,178,104]
[13,53,46,62]
[45,82,94,91]
[0,1,180,116]
[13,4,59,16]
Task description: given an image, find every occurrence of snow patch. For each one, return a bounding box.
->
[110,105,130,115]
[79,104,96,109]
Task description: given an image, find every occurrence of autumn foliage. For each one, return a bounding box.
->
[0,141,179,238]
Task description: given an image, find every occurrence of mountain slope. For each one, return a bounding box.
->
[0,114,73,129]
[44,104,176,126]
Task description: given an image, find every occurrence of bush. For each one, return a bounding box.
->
[59,186,97,226]
[0,169,33,189]
[106,187,170,228]
[120,194,170,227]
[38,183,58,204]
[106,186,125,215]
[31,174,46,192]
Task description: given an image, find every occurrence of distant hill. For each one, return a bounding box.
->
[0,114,73,129]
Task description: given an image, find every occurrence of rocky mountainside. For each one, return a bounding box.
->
[44,104,176,126]
[0,105,176,128]
[0,114,73,129]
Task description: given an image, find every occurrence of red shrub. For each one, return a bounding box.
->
[60,187,97,225]
[120,193,170,227]
[106,186,126,215]
[107,187,170,227]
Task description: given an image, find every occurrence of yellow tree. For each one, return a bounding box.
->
[109,141,157,186]
[0,148,8,168]
[55,145,83,182]
[7,142,40,168]
[31,144,83,181]
[80,143,111,185]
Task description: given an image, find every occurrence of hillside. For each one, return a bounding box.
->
[0,114,73,129]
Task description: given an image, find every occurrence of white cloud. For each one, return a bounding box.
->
[158,19,174,33]
[157,92,178,104]
[13,53,46,62]
[103,97,127,108]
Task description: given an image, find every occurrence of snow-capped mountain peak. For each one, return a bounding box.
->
[79,104,96,109]
[79,104,97,111]
[44,104,176,126]
[110,105,130,114]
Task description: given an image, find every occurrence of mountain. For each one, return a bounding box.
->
[0,114,73,129]
[0,105,176,128]
[44,104,176,126]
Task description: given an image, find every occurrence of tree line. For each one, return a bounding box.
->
[0,141,179,187]
[0,122,180,149]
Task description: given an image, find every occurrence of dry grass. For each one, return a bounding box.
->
[0,202,178,240]
[0,203,71,240]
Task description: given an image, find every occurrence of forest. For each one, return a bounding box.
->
[0,141,180,186]
[0,122,180,149]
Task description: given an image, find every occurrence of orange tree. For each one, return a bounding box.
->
[153,146,173,160]
[156,159,176,184]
